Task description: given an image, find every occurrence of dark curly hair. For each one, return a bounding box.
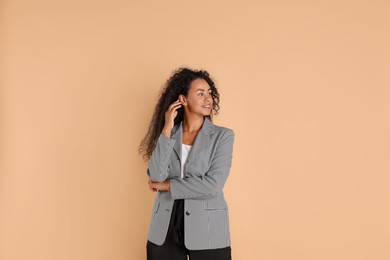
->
[138,67,220,162]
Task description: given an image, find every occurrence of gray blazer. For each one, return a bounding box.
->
[146,117,235,250]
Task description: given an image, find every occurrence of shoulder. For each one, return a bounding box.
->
[210,123,235,139]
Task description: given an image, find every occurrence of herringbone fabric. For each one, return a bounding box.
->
[147,117,235,250]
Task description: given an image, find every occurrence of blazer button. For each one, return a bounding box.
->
[185,211,190,216]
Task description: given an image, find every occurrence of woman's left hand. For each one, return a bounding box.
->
[148,178,170,192]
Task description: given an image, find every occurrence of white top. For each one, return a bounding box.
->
[181,143,192,178]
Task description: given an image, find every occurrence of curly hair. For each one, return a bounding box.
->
[138,67,220,162]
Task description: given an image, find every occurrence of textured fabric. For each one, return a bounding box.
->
[146,199,232,260]
[146,117,235,250]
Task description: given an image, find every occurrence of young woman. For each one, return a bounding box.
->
[139,67,235,260]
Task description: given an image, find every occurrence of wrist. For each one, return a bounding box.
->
[166,180,170,192]
[162,128,172,138]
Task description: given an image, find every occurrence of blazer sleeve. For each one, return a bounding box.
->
[147,132,176,182]
[169,129,235,200]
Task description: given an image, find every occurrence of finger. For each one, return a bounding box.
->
[151,184,160,190]
[168,101,180,108]
[170,99,182,107]
[169,103,182,111]
[171,105,182,113]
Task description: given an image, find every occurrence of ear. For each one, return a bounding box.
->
[179,95,187,105]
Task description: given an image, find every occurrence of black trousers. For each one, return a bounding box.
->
[146,199,232,260]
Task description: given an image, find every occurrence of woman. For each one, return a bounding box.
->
[138,67,235,260]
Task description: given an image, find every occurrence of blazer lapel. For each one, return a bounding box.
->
[171,117,215,177]
[171,122,182,165]
[186,118,213,167]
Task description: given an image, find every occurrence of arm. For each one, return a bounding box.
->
[147,132,176,182]
[169,129,235,200]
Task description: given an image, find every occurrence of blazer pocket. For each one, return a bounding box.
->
[204,197,227,210]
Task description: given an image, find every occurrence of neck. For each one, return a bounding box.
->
[182,115,204,133]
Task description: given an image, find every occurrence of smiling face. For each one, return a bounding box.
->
[180,78,213,117]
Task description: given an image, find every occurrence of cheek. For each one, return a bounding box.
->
[187,97,203,107]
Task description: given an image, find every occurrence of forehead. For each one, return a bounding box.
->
[189,78,211,92]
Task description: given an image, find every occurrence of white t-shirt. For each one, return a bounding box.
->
[181,143,192,178]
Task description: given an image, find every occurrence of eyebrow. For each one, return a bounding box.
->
[196,88,212,92]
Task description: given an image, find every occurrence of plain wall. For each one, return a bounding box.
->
[1,0,389,259]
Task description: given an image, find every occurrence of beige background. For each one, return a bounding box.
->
[1,0,389,259]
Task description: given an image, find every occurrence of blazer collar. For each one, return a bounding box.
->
[171,117,216,169]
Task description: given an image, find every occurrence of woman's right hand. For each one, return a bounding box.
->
[162,98,182,137]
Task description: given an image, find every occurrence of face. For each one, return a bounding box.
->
[180,78,213,117]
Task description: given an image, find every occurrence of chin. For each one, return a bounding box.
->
[197,107,212,117]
